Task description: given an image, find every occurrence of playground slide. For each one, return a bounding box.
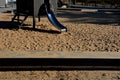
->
[46,9,67,32]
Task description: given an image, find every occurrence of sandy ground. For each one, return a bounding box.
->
[0,10,120,52]
[0,10,120,79]
[0,71,120,80]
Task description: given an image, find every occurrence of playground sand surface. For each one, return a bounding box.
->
[0,11,120,52]
[0,10,120,79]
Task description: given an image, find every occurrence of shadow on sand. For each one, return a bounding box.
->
[0,9,119,33]
[57,9,120,26]
[0,21,61,34]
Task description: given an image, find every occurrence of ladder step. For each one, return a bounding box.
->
[11,13,34,28]
[13,19,24,21]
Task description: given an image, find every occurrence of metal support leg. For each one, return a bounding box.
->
[17,14,20,23]
[20,15,28,26]
[33,15,36,29]
[38,16,40,22]
[12,14,17,22]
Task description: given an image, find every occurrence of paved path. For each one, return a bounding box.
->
[0,51,119,58]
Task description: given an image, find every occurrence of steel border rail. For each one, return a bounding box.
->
[0,58,120,71]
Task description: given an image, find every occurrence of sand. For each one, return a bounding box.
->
[0,71,120,80]
[0,10,120,52]
[0,10,120,79]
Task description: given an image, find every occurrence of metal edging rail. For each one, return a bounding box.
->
[0,58,120,71]
[0,51,120,71]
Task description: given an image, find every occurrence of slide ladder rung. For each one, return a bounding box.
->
[12,13,28,26]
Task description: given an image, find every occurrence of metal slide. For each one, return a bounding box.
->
[45,3,67,32]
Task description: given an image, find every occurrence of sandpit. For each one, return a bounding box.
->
[0,10,120,79]
[0,10,120,52]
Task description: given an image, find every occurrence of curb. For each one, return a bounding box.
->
[0,51,119,58]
